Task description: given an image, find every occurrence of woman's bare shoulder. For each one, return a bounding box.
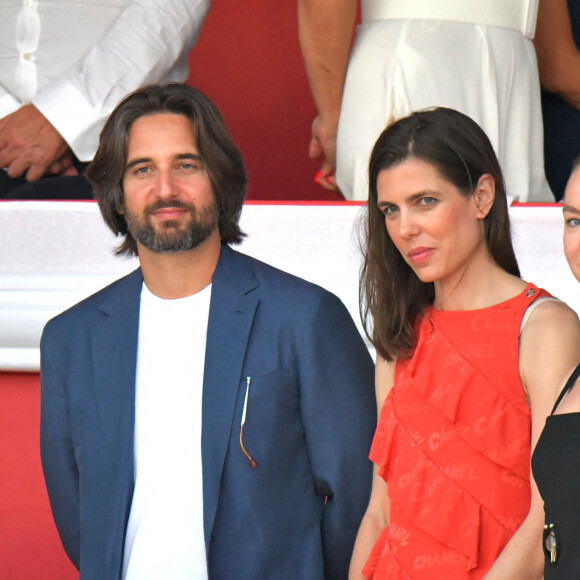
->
[520,298,580,408]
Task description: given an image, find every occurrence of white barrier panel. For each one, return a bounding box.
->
[0,201,576,371]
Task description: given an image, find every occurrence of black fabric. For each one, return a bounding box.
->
[0,170,93,200]
[542,92,580,201]
[542,0,580,201]
[550,363,580,414]
[532,362,580,578]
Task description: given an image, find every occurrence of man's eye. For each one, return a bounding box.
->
[179,160,203,171]
[566,217,580,227]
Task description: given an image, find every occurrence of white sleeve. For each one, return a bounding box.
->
[31,0,210,162]
[0,86,22,119]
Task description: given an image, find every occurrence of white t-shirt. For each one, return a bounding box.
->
[122,282,211,580]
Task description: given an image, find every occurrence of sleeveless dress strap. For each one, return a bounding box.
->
[519,296,559,335]
[551,363,580,415]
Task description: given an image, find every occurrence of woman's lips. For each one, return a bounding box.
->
[407,247,434,265]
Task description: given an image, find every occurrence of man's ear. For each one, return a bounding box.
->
[116,188,125,215]
[473,174,495,219]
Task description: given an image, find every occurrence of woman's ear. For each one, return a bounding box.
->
[473,174,495,219]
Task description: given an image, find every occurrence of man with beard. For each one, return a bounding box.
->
[39,83,376,580]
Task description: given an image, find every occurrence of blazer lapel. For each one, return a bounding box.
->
[87,254,259,555]
[91,268,143,570]
[202,246,259,547]
[92,269,142,444]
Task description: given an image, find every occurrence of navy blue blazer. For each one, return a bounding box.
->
[40,245,376,580]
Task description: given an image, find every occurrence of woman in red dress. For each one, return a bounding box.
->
[350,108,580,579]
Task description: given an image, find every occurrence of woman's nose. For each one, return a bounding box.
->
[398,210,420,238]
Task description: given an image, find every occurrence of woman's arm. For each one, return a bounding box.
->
[484,300,580,579]
[534,0,580,109]
[348,356,395,579]
[298,0,356,191]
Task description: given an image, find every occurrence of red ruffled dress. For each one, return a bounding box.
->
[363,283,548,579]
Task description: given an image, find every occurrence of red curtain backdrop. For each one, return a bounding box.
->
[0,372,78,579]
[188,1,344,201]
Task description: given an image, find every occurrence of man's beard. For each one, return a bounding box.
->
[124,199,219,253]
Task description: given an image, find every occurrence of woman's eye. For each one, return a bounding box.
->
[420,196,436,206]
[383,205,398,216]
[566,217,580,227]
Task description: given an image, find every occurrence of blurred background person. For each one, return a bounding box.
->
[299,0,553,203]
[0,0,209,200]
[532,158,580,578]
[562,160,580,280]
[535,0,580,201]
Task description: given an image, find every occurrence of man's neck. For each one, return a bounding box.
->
[137,230,222,299]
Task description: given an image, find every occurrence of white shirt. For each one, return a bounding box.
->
[123,282,211,580]
[0,0,210,161]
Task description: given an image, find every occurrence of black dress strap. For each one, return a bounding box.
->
[551,363,580,415]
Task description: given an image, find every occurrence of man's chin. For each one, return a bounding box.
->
[147,235,199,253]
[154,222,189,237]
[126,205,219,254]
[138,222,217,253]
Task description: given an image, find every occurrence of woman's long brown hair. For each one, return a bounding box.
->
[360,108,519,361]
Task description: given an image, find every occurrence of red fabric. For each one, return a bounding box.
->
[0,372,77,579]
[364,285,548,579]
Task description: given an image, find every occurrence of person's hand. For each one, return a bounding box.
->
[46,150,79,177]
[309,114,340,191]
[0,104,74,181]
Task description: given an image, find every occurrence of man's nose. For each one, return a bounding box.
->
[155,169,177,199]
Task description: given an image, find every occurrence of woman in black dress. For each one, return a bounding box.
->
[532,160,580,577]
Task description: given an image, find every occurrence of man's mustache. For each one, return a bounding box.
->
[144,200,195,217]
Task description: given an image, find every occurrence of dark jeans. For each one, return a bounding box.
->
[542,91,580,202]
[0,165,93,200]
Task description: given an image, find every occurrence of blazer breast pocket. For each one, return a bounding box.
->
[234,368,305,474]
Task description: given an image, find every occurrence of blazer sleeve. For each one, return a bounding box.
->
[298,290,376,579]
[40,324,81,570]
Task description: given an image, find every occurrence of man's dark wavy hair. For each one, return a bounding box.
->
[86,83,247,256]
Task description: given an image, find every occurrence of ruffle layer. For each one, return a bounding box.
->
[364,500,513,579]
[366,392,530,578]
[404,315,531,482]
[363,526,412,580]
[371,393,481,573]
[365,286,543,578]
